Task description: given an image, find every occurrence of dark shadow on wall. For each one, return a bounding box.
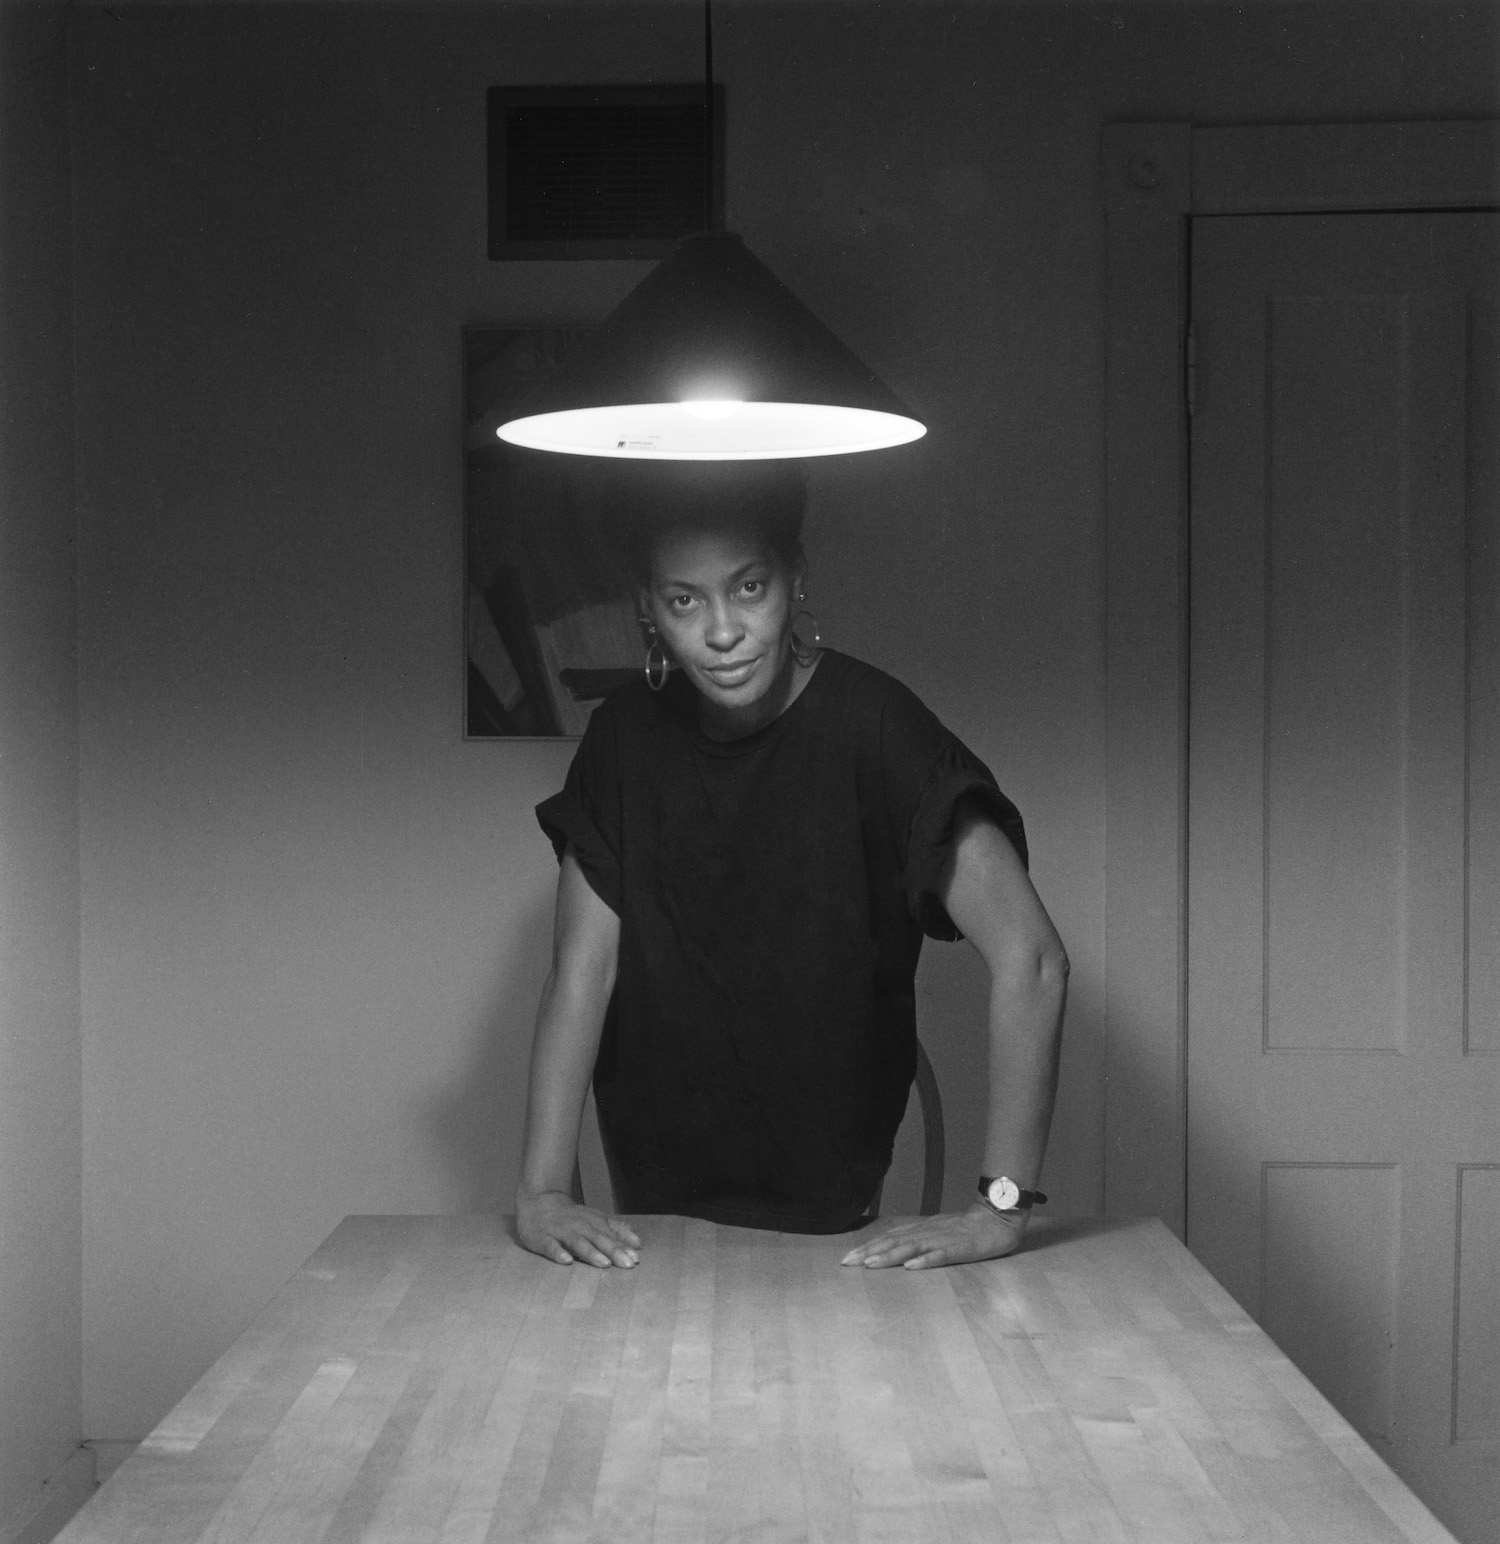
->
[1102,992,1186,1240]
[424,892,555,1214]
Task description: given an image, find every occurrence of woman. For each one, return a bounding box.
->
[517,465,1068,1271]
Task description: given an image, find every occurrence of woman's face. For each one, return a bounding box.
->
[642,521,805,720]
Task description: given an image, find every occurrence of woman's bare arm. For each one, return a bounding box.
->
[515,846,641,1267]
[842,795,1068,1269]
[953,802,1068,1203]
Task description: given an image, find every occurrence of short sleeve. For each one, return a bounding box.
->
[878,683,1028,941]
[535,700,624,916]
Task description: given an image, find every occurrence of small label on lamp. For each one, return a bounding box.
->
[617,435,663,450]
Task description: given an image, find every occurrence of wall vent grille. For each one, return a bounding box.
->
[488,86,724,260]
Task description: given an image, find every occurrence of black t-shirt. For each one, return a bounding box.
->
[534,648,1026,1234]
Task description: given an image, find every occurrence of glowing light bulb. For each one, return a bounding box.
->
[681,400,744,420]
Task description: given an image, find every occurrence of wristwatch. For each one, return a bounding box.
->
[977,1175,1047,1215]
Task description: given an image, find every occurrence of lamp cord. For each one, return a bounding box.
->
[703,0,714,231]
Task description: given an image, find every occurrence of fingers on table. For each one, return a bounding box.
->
[895,1231,1024,1270]
[551,1221,639,1269]
[900,1246,966,1270]
[841,1227,926,1268]
[869,1237,944,1269]
[607,1217,643,1249]
[582,1229,639,1268]
[842,1222,1012,1270]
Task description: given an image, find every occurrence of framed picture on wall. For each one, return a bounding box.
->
[463,326,645,737]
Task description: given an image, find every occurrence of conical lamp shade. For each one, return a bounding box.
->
[497,232,926,459]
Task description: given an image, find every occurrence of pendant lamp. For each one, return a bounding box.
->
[497,4,925,460]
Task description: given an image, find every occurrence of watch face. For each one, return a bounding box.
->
[987,1176,1021,1211]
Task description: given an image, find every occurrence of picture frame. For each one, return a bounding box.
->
[463,325,647,738]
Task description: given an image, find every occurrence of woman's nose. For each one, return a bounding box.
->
[705,600,743,649]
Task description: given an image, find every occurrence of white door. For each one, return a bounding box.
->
[1188,212,1499,1543]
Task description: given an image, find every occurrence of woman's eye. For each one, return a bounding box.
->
[740,579,764,598]
[669,594,695,612]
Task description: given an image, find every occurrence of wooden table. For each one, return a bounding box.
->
[60,1215,1459,1544]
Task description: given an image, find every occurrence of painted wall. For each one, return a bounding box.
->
[0,0,82,1519]
[69,0,1496,1437]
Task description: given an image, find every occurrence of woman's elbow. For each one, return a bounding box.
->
[994,937,1070,1003]
[1039,940,1070,992]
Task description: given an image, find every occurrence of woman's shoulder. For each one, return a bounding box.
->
[816,647,897,696]
[800,651,965,781]
[816,649,944,730]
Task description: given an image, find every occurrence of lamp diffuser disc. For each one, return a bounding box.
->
[497,232,926,459]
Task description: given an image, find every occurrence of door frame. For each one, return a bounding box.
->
[1101,119,1499,1237]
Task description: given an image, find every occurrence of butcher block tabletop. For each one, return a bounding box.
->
[59,1213,1457,1544]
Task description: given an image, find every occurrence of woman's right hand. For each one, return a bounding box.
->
[516,1189,642,1268]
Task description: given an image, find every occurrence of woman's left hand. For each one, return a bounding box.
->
[840,1203,1030,1270]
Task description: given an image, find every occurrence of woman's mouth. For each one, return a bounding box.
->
[703,657,760,687]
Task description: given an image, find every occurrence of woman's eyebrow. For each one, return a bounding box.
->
[655,561,766,592]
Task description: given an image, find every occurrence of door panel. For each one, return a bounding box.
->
[1471,292,1500,1056]
[1261,1162,1400,1437]
[1265,293,1425,1055]
[1455,1166,1500,1443]
[1189,212,1499,1543]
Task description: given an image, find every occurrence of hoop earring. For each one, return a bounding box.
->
[791,606,823,665]
[644,635,670,692]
